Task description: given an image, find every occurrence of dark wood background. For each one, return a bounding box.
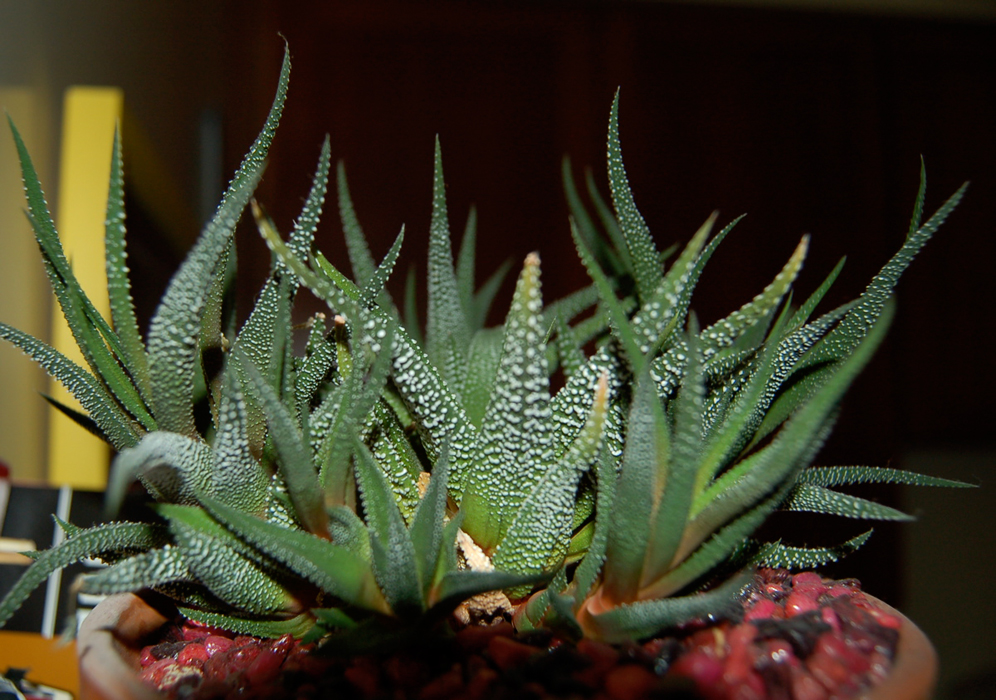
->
[184,0,994,606]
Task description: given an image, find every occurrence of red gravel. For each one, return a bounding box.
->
[138,569,898,699]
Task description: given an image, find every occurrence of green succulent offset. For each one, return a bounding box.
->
[0,46,973,651]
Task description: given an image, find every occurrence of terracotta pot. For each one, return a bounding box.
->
[858,597,937,700]
[77,591,937,700]
[78,592,171,700]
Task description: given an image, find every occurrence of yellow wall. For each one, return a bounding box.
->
[46,88,122,489]
[0,88,55,483]
[0,1,218,483]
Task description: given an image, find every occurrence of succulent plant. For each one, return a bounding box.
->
[0,46,972,655]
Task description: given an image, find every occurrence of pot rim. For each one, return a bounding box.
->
[858,596,937,700]
[78,591,174,700]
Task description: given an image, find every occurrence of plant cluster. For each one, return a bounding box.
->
[0,47,970,650]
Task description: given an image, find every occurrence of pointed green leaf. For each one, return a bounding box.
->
[338,160,377,289]
[563,157,623,274]
[492,376,608,577]
[238,352,327,536]
[426,138,471,374]
[602,369,664,603]
[147,162,263,435]
[103,126,153,404]
[751,530,873,570]
[409,448,449,601]
[212,361,269,515]
[782,484,914,521]
[642,325,705,586]
[353,439,422,614]
[461,328,504,426]
[630,212,717,354]
[907,159,928,242]
[80,546,191,594]
[571,448,618,607]
[456,206,478,322]
[463,254,555,545]
[644,478,794,600]
[160,504,295,615]
[0,521,166,629]
[690,301,896,545]
[699,236,808,357]
[319,322,394,506]
[281,137,330,286]
[388,319,481,498]
[105,431,214,517]
[585,169,631,273]
[146,44,290,435]
[786,257,846,331]
[202,496,388,613]
[570,218,644,366]
[403,266,423,347]
[36,392,111,446]
[470,259,513,332]
[367,402,423,521]
[584,573,747,644]
[295,322,335,418]
[361,226,404,307]
[798,465,975,489]
[764,179,967,435]
[8,118,154,431]
[179,607,314,639]
[606,90,660,302]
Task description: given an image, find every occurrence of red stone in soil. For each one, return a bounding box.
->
[343,657,381,698]
[763,637,799,666]
[576,637,622,685]
[227,641,262,671]
[578,638,621,665]
[244,646,287,685]
[807,640,854,691]
[139,645,156,668]
[464,667,499,700]
[177,641,209,666]
[139,657,178,686]
[785,589,820,617]
[417,662,464,700]
[828,584,856,598]
[745,597,781,621]
[204,634,235,656]
[384,653,428,688]
[792,571,826,590]
[669,647,725,694]
[820,606,841,633]
[790,664,830,700]
[721,624,762,694]
[603,663,657,700]
[182,625,212,641]
[487,634,541,671]
[454,619,514,651]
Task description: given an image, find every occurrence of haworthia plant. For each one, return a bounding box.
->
[0,49,972,650]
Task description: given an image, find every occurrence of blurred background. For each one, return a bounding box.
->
[1,1,993,695]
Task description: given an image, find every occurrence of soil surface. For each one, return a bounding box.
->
[137,569,899,699]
